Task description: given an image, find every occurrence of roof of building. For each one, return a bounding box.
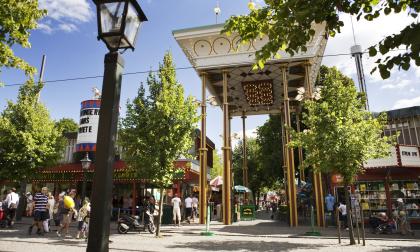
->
[194,129,216,149]
[373,106,420,120]
[386,106,420,120]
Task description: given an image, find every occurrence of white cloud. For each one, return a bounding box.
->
[393,96,420,109]
[381,79,411,89]
[38,0,93,34]
[58,23,78,33]
[37,23,53,34]
[323,12,414,77]
[416,67,420,78]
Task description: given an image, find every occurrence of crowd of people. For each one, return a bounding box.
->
[1,187,90,239]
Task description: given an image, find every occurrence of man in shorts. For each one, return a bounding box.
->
[28,187,49,235]
[184,195,193,224]
[171,193,182,227]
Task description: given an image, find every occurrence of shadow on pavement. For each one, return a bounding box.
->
[168,240,327,251]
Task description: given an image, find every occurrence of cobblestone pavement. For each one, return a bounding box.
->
[0,212,419,252]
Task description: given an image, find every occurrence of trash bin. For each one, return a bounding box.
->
[162,204,173,224]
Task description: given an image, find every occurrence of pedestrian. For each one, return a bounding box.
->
[123,196,130,213]
[26,192,33,217]
[57,189,77,238]
[270,201,277,219]
[396,198,414,236]
[192,194,198,222]
[28,187,49,235]
[171,193,182,227]
[184,194,193,224]
[44,192,55,232]
[5,188,19,227]
[76,198,90,239]
[338,201,348,230]
[53,193,64,227]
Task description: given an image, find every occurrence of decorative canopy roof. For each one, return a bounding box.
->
[173,23,328,117]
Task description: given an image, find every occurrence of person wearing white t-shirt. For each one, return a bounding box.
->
[338,202,348,230]
[184,195,193,224]
[171,194,182,227]
[191,195,198,221]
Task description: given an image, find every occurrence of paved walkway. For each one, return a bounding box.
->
[0,212,419,252]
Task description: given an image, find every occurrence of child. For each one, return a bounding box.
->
[76,198,90,239]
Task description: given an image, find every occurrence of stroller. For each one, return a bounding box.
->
[0,202,7,228]
[369,213,396,234]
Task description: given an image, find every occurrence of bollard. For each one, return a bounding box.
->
[200,205,214,236]
[305,205,321,236]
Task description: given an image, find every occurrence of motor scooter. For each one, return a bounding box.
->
[117,206,155,234]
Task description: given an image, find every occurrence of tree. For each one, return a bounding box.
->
[289,66,394,244]
[119,52,199,237]
[55,118,78,134]
[0,80,63,181]
[210,151,223,178]
[232,137,264,204]
[256,115,283,186]
[0,0,46,85]
[223,1,419,79]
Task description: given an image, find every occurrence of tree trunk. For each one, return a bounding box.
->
[155,187,164,237]
[344,182,356,245]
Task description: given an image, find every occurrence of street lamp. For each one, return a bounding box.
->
[88,1,147,251]
[80,152,91,202]
[94,0,147,51]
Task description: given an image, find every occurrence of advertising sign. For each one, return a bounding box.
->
[76,99,101,152]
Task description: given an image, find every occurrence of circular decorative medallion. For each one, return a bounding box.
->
[232,36,251,52]
[212,37,231,55]
[252,36,269,50]
[193,40,212,56]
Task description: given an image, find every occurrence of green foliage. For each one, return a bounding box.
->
[55,118,78,135]
[223,0,419,79]
[119,52,199,188]
[256,115,283,184]
[289,66,394,185]
[232,138,260,192]
[0,0,46,85]
[210,151,223,178]
[232,115,283,194]
[0,80,63,180]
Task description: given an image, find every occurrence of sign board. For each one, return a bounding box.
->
[240,204,256,221]
[76,99,101,152]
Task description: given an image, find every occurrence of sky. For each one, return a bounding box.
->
[1,0,419,151]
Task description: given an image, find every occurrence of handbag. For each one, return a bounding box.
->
[9,194,17,209]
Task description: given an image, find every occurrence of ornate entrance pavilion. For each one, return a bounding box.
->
[173,23,328,227]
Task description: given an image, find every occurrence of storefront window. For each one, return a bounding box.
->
[390,180,420,219]
[356,181,387,218]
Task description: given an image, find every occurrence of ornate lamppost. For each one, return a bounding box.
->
[80,152,92,202]
[88,1,147,251]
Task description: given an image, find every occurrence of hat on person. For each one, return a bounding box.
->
[397,198,403,203]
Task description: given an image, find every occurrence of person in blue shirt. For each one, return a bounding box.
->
[325,193,335,226]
